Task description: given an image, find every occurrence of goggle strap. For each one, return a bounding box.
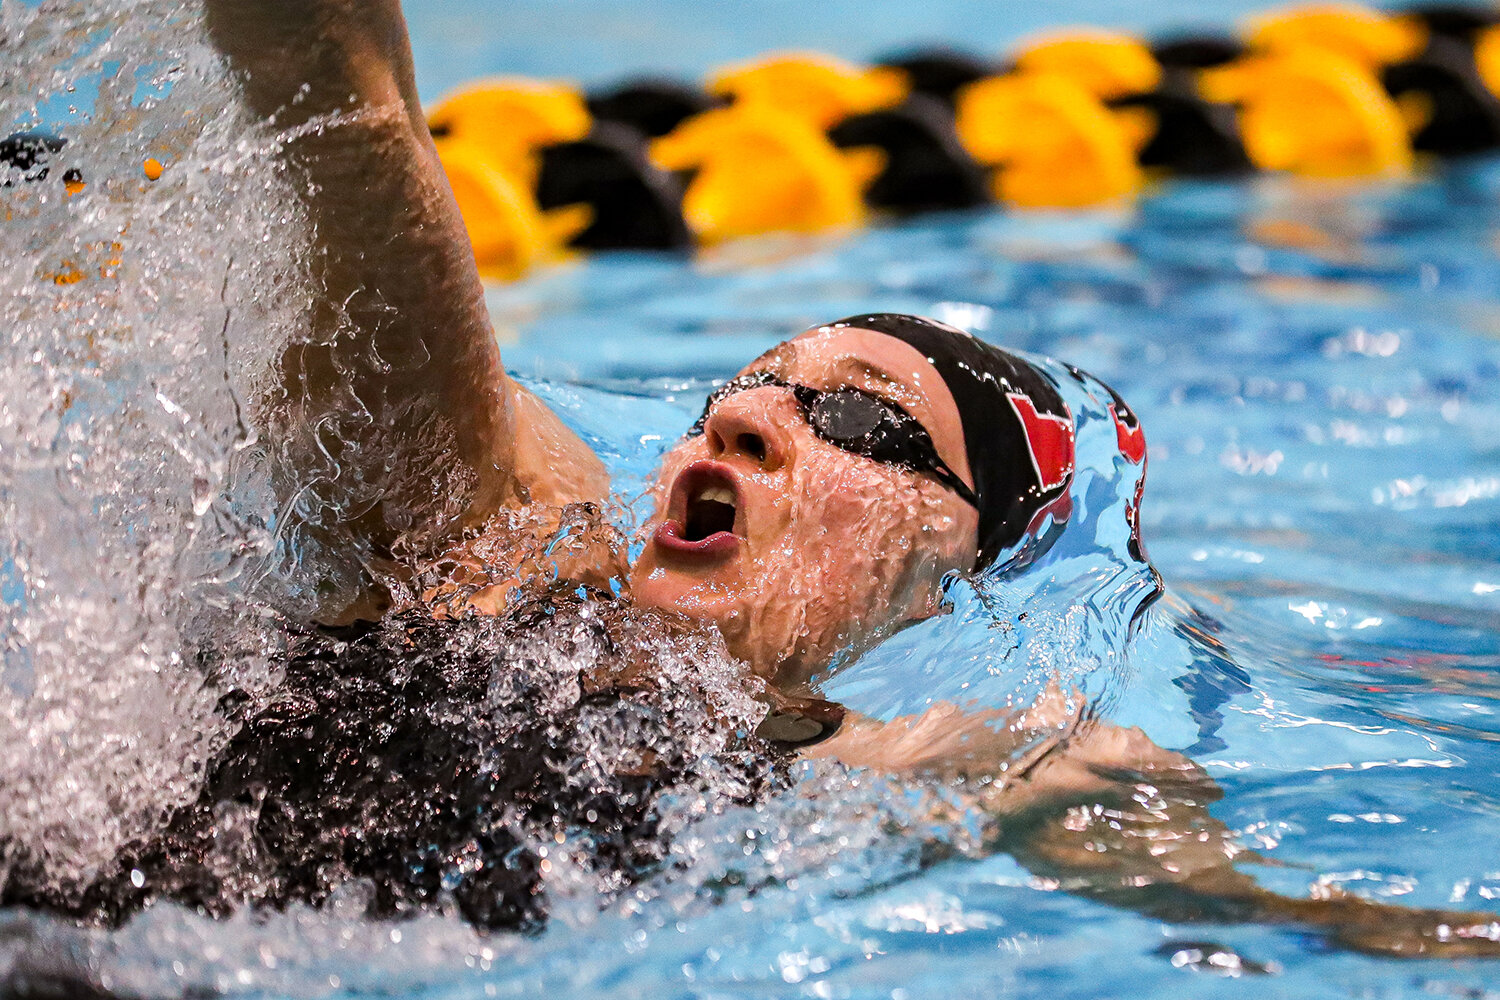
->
[928,460,981,510]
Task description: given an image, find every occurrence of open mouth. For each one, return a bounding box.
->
[655,461,742,557]
[684,482,736,540]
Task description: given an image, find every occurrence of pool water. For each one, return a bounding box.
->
[5,0,1500,997]
[484,175,1500,997]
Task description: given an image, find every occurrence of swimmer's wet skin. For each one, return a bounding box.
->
[8,0,1500,971]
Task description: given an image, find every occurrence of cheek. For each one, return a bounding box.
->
[638,439,978,677]
[748,455,968,650]
[793,455,962,567]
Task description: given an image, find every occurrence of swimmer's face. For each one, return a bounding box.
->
[630,326,980,688]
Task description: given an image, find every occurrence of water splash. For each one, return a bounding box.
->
[0,0,311,887]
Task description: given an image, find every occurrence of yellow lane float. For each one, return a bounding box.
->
[427,78,591,186]
[956,71,1144,207]
[707,53,909,129]
[1475,24,1500,96]
[1200,48,1414,177]
[1246,3,1429,68]
[650,104,873,242]
[1011,30,1163,100]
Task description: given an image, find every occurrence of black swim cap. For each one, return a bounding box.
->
[825,313,1076,569]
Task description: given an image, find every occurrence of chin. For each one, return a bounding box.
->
[628,548,739,621]
[631,547,799,676]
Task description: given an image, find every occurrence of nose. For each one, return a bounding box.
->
[701,387,794,471]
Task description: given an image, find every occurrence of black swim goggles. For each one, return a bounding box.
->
[688,370,981,509]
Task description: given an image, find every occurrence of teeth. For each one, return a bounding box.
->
[697,485,735,505]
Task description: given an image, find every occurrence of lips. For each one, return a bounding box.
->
[655,460,743,558]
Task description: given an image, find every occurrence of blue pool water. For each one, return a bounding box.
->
[6,1,1500,998]
[481,175,1500,999]
[436,4,1500,973]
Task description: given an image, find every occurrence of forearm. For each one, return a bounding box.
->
[1008,808,1500,957]
[997,746,1500,959]
[204,0,518,550]
[820,703,1500,958]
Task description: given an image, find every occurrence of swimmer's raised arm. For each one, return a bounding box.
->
[202,0,606,592]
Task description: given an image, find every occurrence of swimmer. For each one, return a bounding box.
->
[8,0,1500,961]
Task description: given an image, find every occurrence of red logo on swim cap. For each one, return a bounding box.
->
[1109,402,1146,465]
[1007,393,1075,493]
